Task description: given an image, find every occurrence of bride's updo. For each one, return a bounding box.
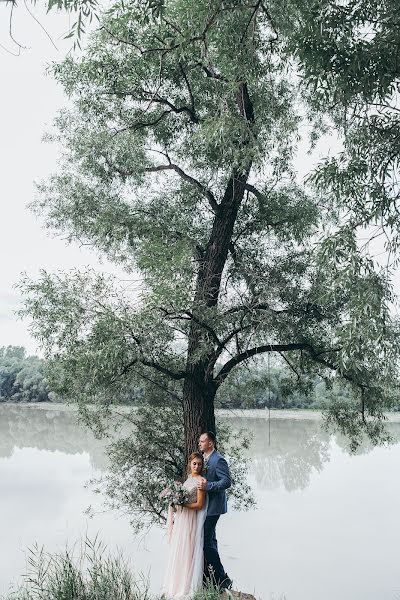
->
[187,451,204,475]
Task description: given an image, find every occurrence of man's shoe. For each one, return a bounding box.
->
[220,577,233,590]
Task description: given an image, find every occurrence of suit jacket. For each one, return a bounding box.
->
[204,449,231,516]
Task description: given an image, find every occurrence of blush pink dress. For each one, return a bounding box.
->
[163,476,209,599]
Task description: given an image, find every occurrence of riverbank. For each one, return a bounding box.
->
[3,402,400,422]
[0,541,223,600]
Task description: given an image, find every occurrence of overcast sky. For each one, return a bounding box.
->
[2,5,393,357]
[0,5,116,354]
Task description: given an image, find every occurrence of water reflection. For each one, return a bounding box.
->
[226,417,330,491]
[0,407,334,493]
[2,405,400,600]
[334,420,400,455]
[1,405,399,495]
[227,415,400,492]
[0,404,108,469]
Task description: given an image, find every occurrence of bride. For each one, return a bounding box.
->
[163,452,209,599]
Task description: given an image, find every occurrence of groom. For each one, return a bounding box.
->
[197,431,233,590]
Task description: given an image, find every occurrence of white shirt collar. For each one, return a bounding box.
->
[204,448,215,460]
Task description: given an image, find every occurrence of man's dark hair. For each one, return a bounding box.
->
[202,430,217,447]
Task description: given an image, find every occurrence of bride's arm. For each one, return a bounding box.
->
[185,488,205,510]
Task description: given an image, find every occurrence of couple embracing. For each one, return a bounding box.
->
[163,431,233,599]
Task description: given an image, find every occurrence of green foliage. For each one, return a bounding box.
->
[5,538,152,600]
[323,392,392,453]
[216,361,319,409]
[3,535,222,600]
[44,0,99,48]
[291,0,399,108]
[0,346,55,403]
[291,0,400,268]
[215,359,389,412]
[86,400,255,533]
[191,582,220,600]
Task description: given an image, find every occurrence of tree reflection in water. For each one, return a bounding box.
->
[224,415,400,493]
[224,417,330,492]
[0,404,108,469]
[333,420,400,456]
[2,405,400,496]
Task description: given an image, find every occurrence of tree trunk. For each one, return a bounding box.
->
[182,167,251,456]
[182,360,217,456]
[182,81,255,456]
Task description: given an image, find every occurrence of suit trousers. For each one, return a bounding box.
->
[203,515,227,585]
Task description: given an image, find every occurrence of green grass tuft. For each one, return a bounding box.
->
[3,537,233,600]
[4,537,153,600]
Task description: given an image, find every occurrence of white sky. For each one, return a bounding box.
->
[0,5,395,356]
[0,5,119,354]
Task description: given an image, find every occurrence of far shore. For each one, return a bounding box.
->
[2,402,400,422]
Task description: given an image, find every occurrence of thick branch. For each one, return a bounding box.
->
[243,183,264,201]
[111,352,186,384]
[144,163,219,213]
[216,343,306,383]
[223,302,288,316]
[146,94,199,124]
[158,307,223,349]
[178,62,197,119]
[215,342,345,385]
[141,359,187,380]
[113,109,173,134]
[195,61,228,82]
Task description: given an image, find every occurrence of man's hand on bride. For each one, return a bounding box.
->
[196,477,207,490]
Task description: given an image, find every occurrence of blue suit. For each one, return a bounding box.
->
[203,449,231,586]
[204,450,231,515]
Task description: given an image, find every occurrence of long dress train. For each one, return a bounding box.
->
[163,476,208,599]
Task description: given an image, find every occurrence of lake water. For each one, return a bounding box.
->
[1,403,400,600]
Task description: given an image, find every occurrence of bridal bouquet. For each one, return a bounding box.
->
[159,481,189,512]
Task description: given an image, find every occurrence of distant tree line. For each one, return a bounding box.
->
[3,345,394,411]
[0,346,56,403]
[215,363,353,411]
[2,344,399,411]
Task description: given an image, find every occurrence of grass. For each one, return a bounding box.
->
[191,583,221,600]
[3,537,223,600]
[4,537,152,600]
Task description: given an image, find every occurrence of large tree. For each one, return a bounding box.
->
[20,0,399,462]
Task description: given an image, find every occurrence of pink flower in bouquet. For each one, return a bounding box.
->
[159,480,190,512]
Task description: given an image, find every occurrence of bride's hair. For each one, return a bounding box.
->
[187,451,204,475]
